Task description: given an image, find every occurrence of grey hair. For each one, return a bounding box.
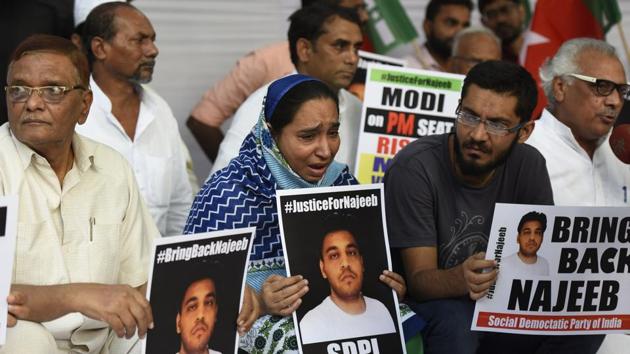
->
[452,26,501,57]
[539,38,619,109]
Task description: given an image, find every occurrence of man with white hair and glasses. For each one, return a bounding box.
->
[527,38,630,207]
[526,36,629,354]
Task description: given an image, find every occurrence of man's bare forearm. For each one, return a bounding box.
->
[186,116,224,162]
[407,265,468,301]
[11,284,80,322]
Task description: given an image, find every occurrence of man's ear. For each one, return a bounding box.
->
[91,37,108,61]
[517,120,534,143]
[176,312,181,334]
[422,19,432,38]
[319,259,327,279]
[77,89,93,125]
[296,38,313,64]
[552,76,567,104]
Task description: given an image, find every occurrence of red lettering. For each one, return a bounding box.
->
[375,136,411,154]
[376,136,390,154]
[386,112,415,136]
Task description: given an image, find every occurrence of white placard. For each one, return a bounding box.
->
[473,203,630,335]
[0,195,18,346]
[354,64,464,184]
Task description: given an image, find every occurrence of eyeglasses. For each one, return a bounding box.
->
[568,73,630,100]
[482,2,517,21]
[456,106,523,136]
[4,85,87,103]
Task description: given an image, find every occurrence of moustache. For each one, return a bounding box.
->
[339,268,357,281]
[599,107,619,117]
[462,139,491,154]
[192,321,208,334]
[139,60,156,69]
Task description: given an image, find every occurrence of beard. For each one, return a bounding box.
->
[130,60,156,84]
[453,132,517,176]
[330,269,363,300]
[519,245,540,258]
[494,22,522,44]
[426,33,452,60]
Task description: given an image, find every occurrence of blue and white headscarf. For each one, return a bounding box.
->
[184,74,357,289]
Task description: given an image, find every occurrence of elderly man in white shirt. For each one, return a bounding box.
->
[75,2,192,236]
[210,3,364,175]
[527,38,630,207]
[1,34,157,354]
[526,38,630,354]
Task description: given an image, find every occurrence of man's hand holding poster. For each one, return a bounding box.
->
[473,203,630,335]
[354,64,464,184]
[0,195,18,346]
[277,184,406,354]
[143,229,254,354]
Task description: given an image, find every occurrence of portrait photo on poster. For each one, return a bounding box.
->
[277,184,405,353]
[474,203,630,336]
[143,229,253,354]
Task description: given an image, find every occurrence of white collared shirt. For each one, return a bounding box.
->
[526,109,630,206]
[0,123,157,348]
[403,43,444,72]
[210,72,363,175]
[76,77,193,236]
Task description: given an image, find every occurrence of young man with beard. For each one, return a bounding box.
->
[479,0,527,63]
[176,277,221,354]
[404,0,471,71]
[299,228,396,344]
[385,61,602,353]
[501,211,549,276]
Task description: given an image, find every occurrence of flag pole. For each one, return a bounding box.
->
[617,23,630,65]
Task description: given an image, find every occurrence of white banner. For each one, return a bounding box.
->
[473,203,630,335]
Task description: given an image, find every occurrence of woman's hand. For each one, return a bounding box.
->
[379,270,407,301]
[261,275,309,316]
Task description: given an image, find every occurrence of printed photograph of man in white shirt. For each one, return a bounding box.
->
[501,211,550,277]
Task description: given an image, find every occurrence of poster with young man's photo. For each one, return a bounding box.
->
[0,195,18,345]
[143,228,254,354]
[473,203,630,335]
[277,184,406,354]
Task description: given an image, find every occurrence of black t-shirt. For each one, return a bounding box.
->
[385,133,553,270]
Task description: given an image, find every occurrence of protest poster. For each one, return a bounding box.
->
[277,184,406,354]
[473,203,630,335]
[354,63,464,184]
[143,228,254,354]
[347,50,406,101]
[0,195,18,346]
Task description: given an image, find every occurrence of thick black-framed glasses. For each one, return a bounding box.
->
[568,73,630,100]
[4,85,87,103]
[455,105,523,136]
